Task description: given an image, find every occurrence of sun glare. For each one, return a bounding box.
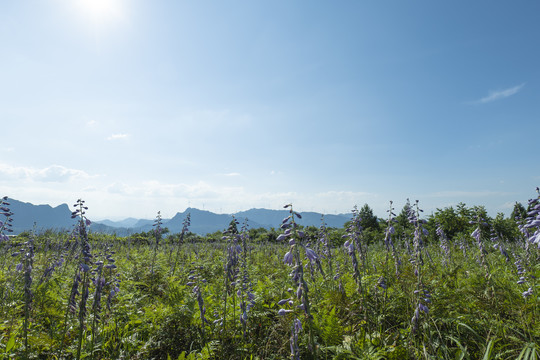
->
[74,0,124,25]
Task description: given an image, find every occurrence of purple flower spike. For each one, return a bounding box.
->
[278,298,290,305]
[296,285,302,299]
[278,309,293,315]
[305,247,317,262]
[283,251,293,265]
[276,234,288,242]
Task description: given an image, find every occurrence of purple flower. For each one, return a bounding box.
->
[283,251,293,266]
[296,285,302,299]
[525,220,540,228]
[278,309,293,315]
[305,247,317,262]
[294,318,302,332]
[277,234,288,241]
[523,288,533,297]
[278,298,290,305]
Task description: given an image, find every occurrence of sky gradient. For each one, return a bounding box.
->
[1,1,539,220]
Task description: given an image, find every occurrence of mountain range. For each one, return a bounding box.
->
[2,198,350,236]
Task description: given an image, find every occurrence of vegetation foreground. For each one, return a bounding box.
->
[0,192,539,359]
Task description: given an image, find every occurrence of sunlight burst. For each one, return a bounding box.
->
[75,0,124,25]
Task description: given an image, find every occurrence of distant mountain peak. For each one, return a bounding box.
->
[4,199,350,236]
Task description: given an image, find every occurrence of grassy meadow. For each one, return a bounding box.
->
[0,197,539,360]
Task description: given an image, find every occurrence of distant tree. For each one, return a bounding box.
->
[358,203,380,231]
[492,212,520,241]
[429,206,471,240]
[471,205,490,221]
[456,202,472,220]
[395,199,413,235]
[263,227,279,243]
[511,202,527,221]
[227,218,239,234]
[328,228,347,247]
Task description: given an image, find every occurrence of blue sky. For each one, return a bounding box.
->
[1,1,539,220]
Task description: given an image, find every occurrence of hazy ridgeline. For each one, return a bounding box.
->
[0,194,538,360]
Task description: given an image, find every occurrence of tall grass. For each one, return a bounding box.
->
[0,195,538,359]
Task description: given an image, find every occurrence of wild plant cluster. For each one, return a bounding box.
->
[0,190,539,360]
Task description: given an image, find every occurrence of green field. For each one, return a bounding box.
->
[0,198,539,359]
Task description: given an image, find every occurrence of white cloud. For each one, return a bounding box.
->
[427,190,513,198]
[0,163,90,183]
[475,83,524,104]
[107,182,134,195]
[223,172,241,177]
[35,165,89,182]
[141,180,230,199]
[106,133,129,140]
[0,163,27,180]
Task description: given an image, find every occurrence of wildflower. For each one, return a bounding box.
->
[278,309,293,316]
[278,298,290,305]
[283,251,293,266]
[277,234,289,241]
[304,247,318,262]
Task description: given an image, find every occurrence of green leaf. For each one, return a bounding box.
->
[6,333,16,353]
[482,339,496,360]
